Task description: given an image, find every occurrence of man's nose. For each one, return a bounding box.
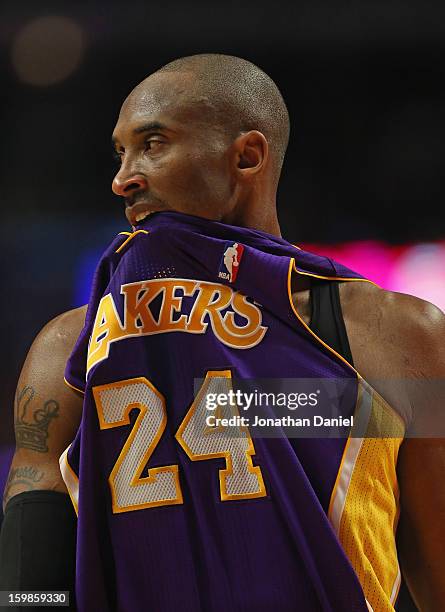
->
[112,170,148,197]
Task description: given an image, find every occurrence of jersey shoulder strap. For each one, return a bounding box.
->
[309,280,354,366]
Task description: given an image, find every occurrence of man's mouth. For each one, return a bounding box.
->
[125,200,158,225]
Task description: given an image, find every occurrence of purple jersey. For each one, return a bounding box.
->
[61,212,403,612]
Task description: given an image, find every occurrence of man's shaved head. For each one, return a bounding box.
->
[113,54,289,233]
[158,54,289,176]
[133,53,290,180]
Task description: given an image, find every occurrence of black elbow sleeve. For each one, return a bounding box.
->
[0,490,76,605]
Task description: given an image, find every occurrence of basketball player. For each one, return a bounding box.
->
[1,54,444,611]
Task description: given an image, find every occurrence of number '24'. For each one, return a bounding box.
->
[93,370,267,513]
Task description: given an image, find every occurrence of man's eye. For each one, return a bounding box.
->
[144,139,162,152]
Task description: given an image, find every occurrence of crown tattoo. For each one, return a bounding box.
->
[15,386,59,452]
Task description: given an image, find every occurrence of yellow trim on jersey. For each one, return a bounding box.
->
[59,444,79,516]
[330,382,404,611]
[63,376,85,395]
[327,429,363,521]
[115,229,149,254]
[293,262,379,287]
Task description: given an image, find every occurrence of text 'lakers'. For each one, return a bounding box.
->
[87,278,268,374]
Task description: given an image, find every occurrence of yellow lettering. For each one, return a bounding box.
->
[121,281,163,334]
[158,280,197,331]
[224,293,263,337]
[87,294,124,373]
[187,284,231,333]
[88,279,268,372]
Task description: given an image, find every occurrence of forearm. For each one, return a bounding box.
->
[3,452,69,513]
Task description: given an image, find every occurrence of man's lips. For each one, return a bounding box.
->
[125,200,160,225]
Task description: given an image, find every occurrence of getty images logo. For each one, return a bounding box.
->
[218,242,244,283]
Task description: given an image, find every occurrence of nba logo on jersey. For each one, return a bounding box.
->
[218,242,244,282]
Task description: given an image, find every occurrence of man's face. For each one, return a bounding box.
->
[112,72,236,226]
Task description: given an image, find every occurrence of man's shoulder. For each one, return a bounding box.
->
[340,281,443,340]
[339,281,444,379]
[26,306,87,370]
[35,306,87,348]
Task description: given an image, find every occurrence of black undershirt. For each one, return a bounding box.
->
[308,280,353,365]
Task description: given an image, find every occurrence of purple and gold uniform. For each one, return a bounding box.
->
[61,212,405,612]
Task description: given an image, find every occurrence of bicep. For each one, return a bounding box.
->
[3,309,85,511]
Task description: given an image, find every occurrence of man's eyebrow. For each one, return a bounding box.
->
[133,121,169,135]
[112,121,172,147]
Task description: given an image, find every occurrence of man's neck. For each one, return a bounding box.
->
[223,198,281,237]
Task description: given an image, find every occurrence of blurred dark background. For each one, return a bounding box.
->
[1,0,444,510]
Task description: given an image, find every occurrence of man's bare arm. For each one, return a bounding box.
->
[0,306,86,598]
[392,300,445,611]
[341,282,445,611]
[3,306,86,511]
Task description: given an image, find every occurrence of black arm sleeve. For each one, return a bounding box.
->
[0,490,76,609]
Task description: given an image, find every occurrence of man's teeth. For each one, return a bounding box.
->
[135,212,150,222]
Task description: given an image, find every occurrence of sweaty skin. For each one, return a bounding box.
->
[5,57,445,611]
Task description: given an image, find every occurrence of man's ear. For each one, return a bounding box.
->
[233,130,269,178]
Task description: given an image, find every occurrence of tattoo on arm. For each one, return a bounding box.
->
[3,466,44,509]
[14,386,60,452]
